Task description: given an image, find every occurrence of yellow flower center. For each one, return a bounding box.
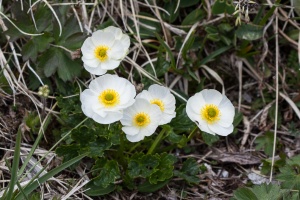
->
[94,46,109,62]
[98,89,120,107]
[133,112,151,127]
[150,99,165,111]
[201,104,220,124]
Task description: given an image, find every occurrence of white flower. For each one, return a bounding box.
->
[136,84,176,125]
[120,99,162,142]
[80,74,136,124]
[81,26,130,75]
[186,89,235,136]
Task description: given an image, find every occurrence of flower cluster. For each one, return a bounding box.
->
[80,26,235,143]
[80,26,176,142]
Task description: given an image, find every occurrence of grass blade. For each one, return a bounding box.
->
[14,152,88,200]
[4,126,22,200]
[199,46,231,66]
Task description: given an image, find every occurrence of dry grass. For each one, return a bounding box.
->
[0,0,300,199]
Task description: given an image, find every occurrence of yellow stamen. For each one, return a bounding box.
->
[98,89,120,107]
[150,99,165,111]
[133,112,151,127]
[201,104,220,124]
[94,46,109,62]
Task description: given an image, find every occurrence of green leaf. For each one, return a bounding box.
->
[212,0,235,15]
[174,158,200,184]
[162,2,179,23]
[96,18,114,30]
[34,3,53,32]
[94,160,120,188]
[207,33,220,42]
[22,40,38,62]
[283,190,299,200]
[86,137,112,157]
[22,33,54,61]
[277,155,300,190]
[144,46,172,78]
[127,153,160,178]
[202,132,219,146]
[34,34,54,53]
[85,183,115,196]
[182,9,204,25]
[155,33,176,69]
[233,110,243,127]
[254,131,276,157]
[205,26,218,34]
[252,184,283,199]
[218,23,234,32]
[138,179,170,193]
[236,24,264,41]
[128,12,161,38]
[199,46,231,66]
[71,126,96,145]
[170,104,195,133]
[179,0,200,7]
[149,153,176,184]
[28,193,41,200]
[166,130,188,148]
[233,188,258,200]
[38,48,81,82]
[56,144,80,162]
[182,32,196,59]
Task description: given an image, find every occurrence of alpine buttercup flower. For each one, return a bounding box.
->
[120,98,162,142]
[81,26,130,75]
[136,84,176,125]
[80,74,136,124]
[186,89,235,136]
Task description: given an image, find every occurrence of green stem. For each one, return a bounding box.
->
[187,126,199,142]
[118,132,127,170]
[147,128,166,155]
[128,143,141,153]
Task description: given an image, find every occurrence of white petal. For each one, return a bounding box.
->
[92,111,123,124]
[208,123,233,136]
[88,75,107,92]
[197,123,215,135]
[159,112,176,125]
[148,104,163,124]
[120,34,130,49]
[136,90,152,101]
[80,90,98,117]
[104,26,123,39]
[92,106,107,118]
[82,57,101,68]
[148,84,169,99]
[122,126,140,136]
[100,59,121,70]
[186,93,205,122]
[218,96,235,126]
[201,89,223,105]
[186,103,199,123]
[120,110,134,126]
[108,45,127,60]
[163,94,176,105]
[143,124,158,136]
[83,63,107,75]
[126,133,145,142]
[91,30,115,46]
[81,37,96,59]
